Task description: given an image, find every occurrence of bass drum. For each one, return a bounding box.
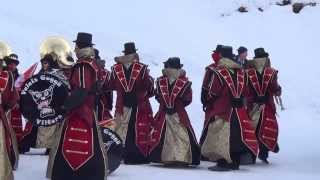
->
[100,127,123,174]
[20,73,69,127]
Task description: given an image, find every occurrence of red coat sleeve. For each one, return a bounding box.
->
[176,82,192,108]
[208,71,223,99]
[141,67,155,98]
[269,71,282,96]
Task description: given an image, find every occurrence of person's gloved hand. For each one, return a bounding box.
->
[164,107,176,115]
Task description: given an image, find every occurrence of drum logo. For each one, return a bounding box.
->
[29,85,55,118]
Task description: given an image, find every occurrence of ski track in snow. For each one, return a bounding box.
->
[1,0,319,179]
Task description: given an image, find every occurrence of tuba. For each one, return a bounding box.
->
[40,36,74,69]
[0,41,12,59]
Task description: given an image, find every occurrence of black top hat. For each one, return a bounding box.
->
[254,48,269,58]
[220,46,234,59]
[238,46,248,54]
[163,57,183,69]
[213,44,223,53]
[73,32,94,48]
[123,42,138,55]
[4,53,19,65]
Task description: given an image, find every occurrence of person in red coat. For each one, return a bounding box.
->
[110,42,154,164]
[246,48,282,164]
[49,33,108,180]
[0,59,19,180]
[3,54,24,145]
[93,48,114,128]
[201,45,223,114]
[149,57,200,166]
[200,46,258,171]
[211,44,223,65]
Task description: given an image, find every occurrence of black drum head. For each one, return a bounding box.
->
[20,74,69,127]
[100,127,123,174]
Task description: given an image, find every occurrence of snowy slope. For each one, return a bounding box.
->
[1,0,320,179]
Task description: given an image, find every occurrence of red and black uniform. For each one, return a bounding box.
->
[5,69,24,145]
[149,73,200,165]
[110,61,154,164]
[51,58,107,180]
[0,70,19,179]
[246,65,281,161]
[200,58,258,170]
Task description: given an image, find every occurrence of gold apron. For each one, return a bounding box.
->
[201,116,232,163]
[161,113,192,164]
[36,124,61,148]
[114,107,132,143]
[249,103,263,129]
[0,121,14,180]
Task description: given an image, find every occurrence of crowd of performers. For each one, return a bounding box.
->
[0,32,282,180]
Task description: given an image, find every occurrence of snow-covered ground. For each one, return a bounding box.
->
[1,0,320,179]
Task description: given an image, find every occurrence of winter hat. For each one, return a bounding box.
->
[254,48,269,58]
[220,46,234,59]
[73,32,94,49]
[164,57,183,69]
[238,46,248,54]
[122,42,138,55]
[213,44,223,53]
[4,53,19,65]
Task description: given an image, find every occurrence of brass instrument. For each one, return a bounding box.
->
[40,36,74,68]
[0,41,12,59]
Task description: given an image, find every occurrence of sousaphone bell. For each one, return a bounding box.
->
[0,41,12,66]
[40,36,74,69]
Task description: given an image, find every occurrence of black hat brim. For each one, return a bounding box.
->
[73,40,95,46]
[122,49,138,53]
[254,52,269,58]
[5,59,19,65]
[163,62,183,68]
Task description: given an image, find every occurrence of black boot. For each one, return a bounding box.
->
[259,144,270,164]
[240,153,256,165]
[208,159,238,171]
[258,151,269,164]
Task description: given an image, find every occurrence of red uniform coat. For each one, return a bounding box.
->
[62,58,104,170]
[201,63,218,113]
[110,62,154,156]
[149,75,197,152]
[202,65,259,156]
[246,67,281,151]
[0,71,19,167]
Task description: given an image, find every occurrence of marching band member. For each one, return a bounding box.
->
[246,48,281,164]
[200,46,258,171]
[19,54,63,155]
[111,42,154,164]
[4,54,24,147]
[50,32,108,180]
[0,58,19,180]
[149,57,200,166]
